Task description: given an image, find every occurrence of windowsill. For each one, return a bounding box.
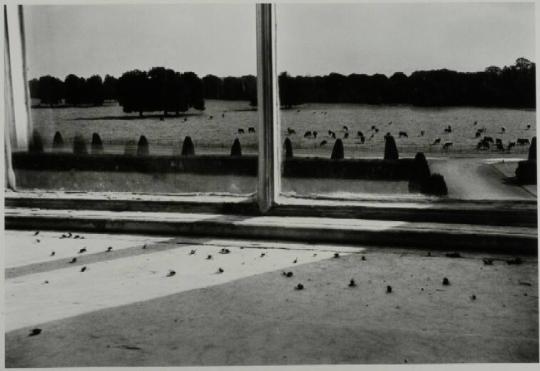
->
[5,206,537,254]
[5,189,537,227]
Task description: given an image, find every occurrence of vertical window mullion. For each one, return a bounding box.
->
[5,4,30,151]
[256,3,280,213]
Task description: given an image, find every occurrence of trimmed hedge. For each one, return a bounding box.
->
[516,160,536,184]
[420,173,448,196]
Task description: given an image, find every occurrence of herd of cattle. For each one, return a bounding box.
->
[275,120,533,151]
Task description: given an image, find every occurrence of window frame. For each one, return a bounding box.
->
[3,3,537,227]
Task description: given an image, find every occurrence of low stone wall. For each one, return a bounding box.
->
[12,153,257,176]
[283,157,415,180]
[13,152,420,180]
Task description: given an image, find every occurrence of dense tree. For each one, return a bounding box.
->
[85,75,105,106]
[117,68,205,116]
[279,72,301,108]
[117,70,150,116]
[37,75,64,106]
[182,71,205,111]
[64,74,85,106]
[270,58,535,108]
[202,74,223,99]
[103,75,118,101]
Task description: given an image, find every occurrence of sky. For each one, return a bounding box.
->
[24,2,535,80]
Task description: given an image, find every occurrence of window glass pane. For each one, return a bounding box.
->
[277,3,536,201]
[14,4,257,195]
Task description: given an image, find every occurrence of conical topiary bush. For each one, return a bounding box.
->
[528,136,536,161]
[231,138,242,156]
[137,135,150,156]
[331,139,344,160]
[181,136,195,156]
[284,137,293,159]
[52,131,64,151]
[409,152,431,193]
[384,134,399,160]
[91,133,103,154]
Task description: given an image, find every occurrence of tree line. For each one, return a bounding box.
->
[28,57,535,112]
[279,58,535,108]
[29,74,118,107]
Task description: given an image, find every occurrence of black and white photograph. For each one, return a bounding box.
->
[2,0,539,368]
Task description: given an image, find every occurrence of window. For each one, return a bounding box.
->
[8,4,258,196]
[276,3,536,203]
[4,3,537,223]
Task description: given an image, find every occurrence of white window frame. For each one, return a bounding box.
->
[3,3,537,227]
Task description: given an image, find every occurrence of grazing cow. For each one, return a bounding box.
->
[432,138,441,145]
[304,131,313,138]
[483,136,494,143]
[496,142,505,151]
[184,117,187,122]
[209,115,213,120]
[420,130,425,137]
[526,124,531,130]
[374,128,379,133]
[287,128,296,135]
[222,113,225,118]
[344,132,349,139]
[517,138,530,145]
[507,142,516,151]
[442,142,453,150]
[357,131,364,138]
[444,125,452,133]
[475,131,481,138]
[477,139,490,150]
[238,128,245,134]
[398,131,408,138]
[371,125,377,131]
[313,131,318,138]
[248,127,255,133]
[320,140,327,146]
[359,136,365,144]
[500,127,506,133]
[495,138,503,145]
[473,121,477,126]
